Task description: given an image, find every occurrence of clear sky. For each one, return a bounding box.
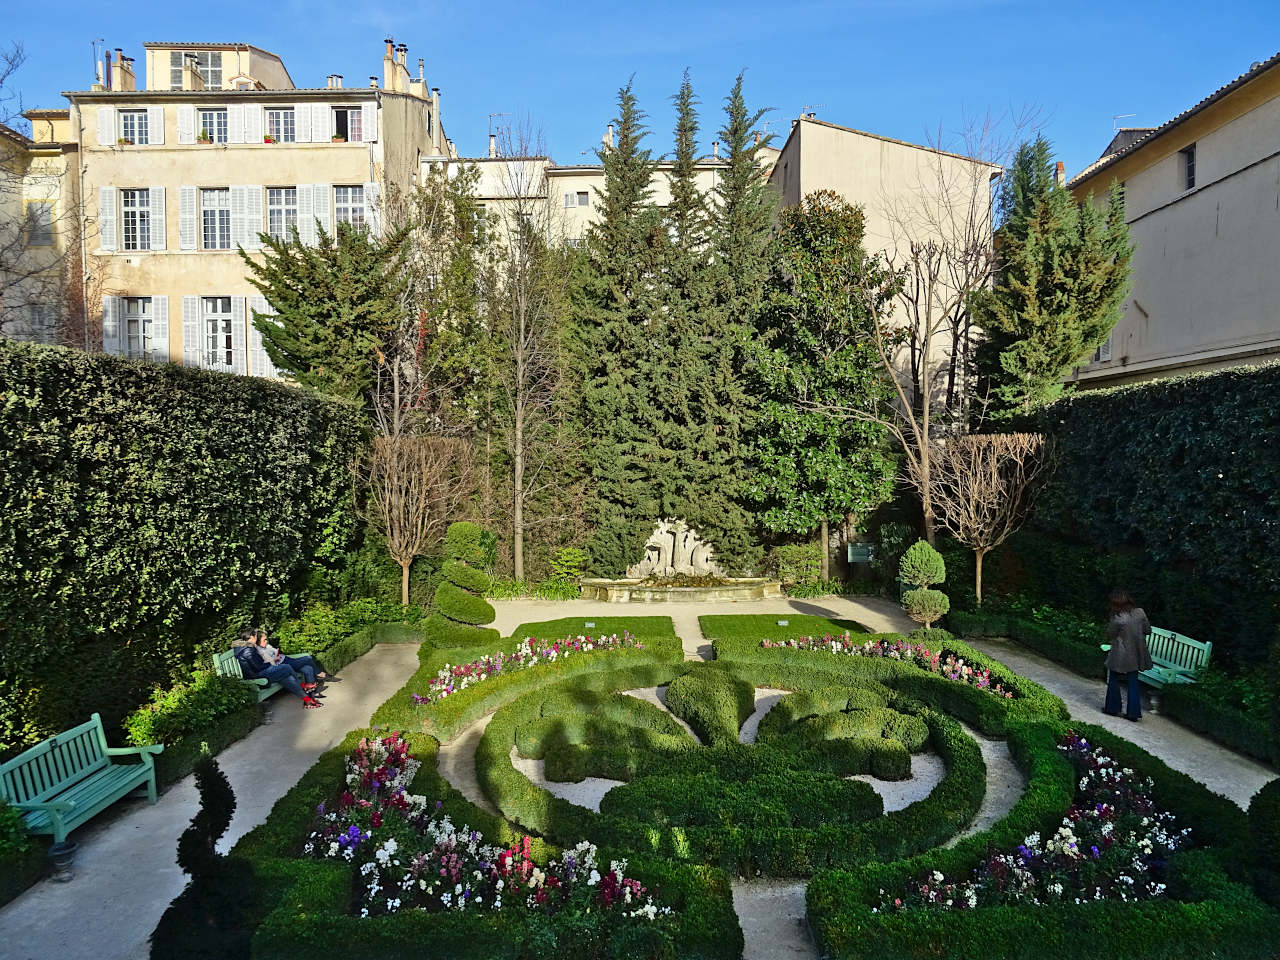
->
[5,0,1279,179]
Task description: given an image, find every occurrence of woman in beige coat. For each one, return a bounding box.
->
[1103,589,1153,721]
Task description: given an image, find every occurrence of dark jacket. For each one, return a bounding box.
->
[1106,608,1153,674]
[232,644,268,680]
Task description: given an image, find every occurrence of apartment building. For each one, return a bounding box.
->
[0,110,81,346]
[1067,51,1280,387]
[61,38,451,376]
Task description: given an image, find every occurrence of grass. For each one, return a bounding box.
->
[503,615,680,647]
[699,613,872,646]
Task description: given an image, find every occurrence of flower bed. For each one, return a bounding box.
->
[763,633,1016,700]
[304,733,672,927]
[410,632,644,706]
[879,729,1187,913]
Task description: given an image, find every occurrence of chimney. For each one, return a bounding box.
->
[753,131,761,145]
[397,43,408,67]
[488,132,497,158]
[183,54,205,91]
[112,50,136,92]
[431,87,442,152]
[370,76,378,88]
[712,140,719,158]
[602,122,615,151]
[418,58,424,81]
[335,74,342,88]
[1055,161,1066,187]
[384,38,394,58]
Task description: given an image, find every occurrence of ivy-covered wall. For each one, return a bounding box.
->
[994,361,1280,661]
[0,340,365,756]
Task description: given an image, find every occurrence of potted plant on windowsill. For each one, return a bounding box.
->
[117,137,133,145]
[197,129,213,144]
[263,134,277,144]
[331,135,346,143]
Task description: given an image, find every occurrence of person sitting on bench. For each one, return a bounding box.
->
[251,628,338,691]
[233,630,323,709]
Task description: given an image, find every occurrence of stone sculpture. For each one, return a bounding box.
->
[626,519,724,578]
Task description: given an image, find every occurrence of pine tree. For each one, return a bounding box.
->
[242,222,409,404]
[971,136,1133,419]
[749,191,899,578]
[575,80,664,575]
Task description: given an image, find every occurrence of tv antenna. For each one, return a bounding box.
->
[488,112,510,135]
[1112,113,1137,130]
[799,103,825,118]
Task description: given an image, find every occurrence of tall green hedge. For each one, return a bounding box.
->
[1002,361,1280,662]
[0,340,364,755]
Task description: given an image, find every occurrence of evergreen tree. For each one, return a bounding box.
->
[971,135,1133,419]
[242,222,409,404]
[575,80,664,575]
[749,191,899,578]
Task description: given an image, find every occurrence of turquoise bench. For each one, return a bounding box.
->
[1141,627,1211,689]
[0,713,163,845]
[213,647,314,701]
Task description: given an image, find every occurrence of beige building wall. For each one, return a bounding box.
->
[142,44,293,92]
[1068,57,1280,386]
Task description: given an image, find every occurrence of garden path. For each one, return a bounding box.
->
[967,637,1276,809]
[0,643,421,960]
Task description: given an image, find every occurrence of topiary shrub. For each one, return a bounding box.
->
[904,588,950,629]
[424,522,500,649]
[899,540,946,588]
[150,751,255,959]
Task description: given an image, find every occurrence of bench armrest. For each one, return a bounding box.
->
[12,798,75,813]
[107,744,165,758]
[241,677,270,687]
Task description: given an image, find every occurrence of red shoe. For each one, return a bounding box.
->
[302,696,323,709]
[301,682,316,690]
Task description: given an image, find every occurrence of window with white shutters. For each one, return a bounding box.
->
[202,296,235,369]
[123,296,152,359]
[26,203,53,246]
[267,188,298,241]
[266,109,295,143]
[332,107,362,142]
[119,110,147,145]
[201,188,231,250]
[248,295,279,378]
[149,187,166,251]
[99,187,117,250]
[334,185,365,228]
[563,192,574,208]
[121,189,151,250]
[198,108,229,143]
[577,191,589,206]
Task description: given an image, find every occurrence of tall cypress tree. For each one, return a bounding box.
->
[971,135,1133,419]
[575,81,663,574]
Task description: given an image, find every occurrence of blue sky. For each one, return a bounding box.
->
[5,0,1278,179]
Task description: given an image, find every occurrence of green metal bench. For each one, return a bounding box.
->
[0,713,163,845]
[1140,627,1212,688]
[213,647,315,701]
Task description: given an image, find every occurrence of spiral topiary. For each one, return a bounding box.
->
[424,522,500,649]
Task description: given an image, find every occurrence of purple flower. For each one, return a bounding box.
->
[1091,845,1100,860]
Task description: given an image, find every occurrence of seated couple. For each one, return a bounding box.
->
[233,628,339,709]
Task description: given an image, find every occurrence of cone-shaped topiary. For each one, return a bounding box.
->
[424,522,500,649]
[150,751,255,959]
[903,588,950,629]
[899,540,946,588]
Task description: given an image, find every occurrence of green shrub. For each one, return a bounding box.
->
[903,588,949,629]
[486,577,531,599]
[664,664,757,746]
[899,541,945,588]
[769,542,823,584]
[0,339,363,757]
[444,521,490,566]
[549,547,587,581]
[424,523,497,649]
[1160,682,1275,765]
[124,673,257,747]
[0,798,30,860]
[1250,778,1280,907]
[533,578,581,601]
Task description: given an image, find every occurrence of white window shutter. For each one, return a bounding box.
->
[178,186,197,250]
[248,295,279,378]
[101,296,121,355]
[230,185,247,249]
[149,186,166,250]
[365,181,382,237]
[227,104,245,143]
[243,186,263,250]
[182,295,201,366]
[312,103,328,141]
[231,296,247,374]
[177,105,195,144]
[97,106,116,146]
[98,186,117,251]
[294,104,311,143]
[150,295,169,363]
[361,101,377,142]
[311,183,330,238]
[146,106,164,145]
[297,185,314,245]
[245,104,264,143]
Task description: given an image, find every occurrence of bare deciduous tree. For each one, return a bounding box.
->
[927,432,1053,604]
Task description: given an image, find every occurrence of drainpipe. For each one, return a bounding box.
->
[74,100,90,351]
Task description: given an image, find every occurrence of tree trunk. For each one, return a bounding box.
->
[513,397,525,582]
[399,560,411,607]
[974,548,986,607]
[819,519,829,582]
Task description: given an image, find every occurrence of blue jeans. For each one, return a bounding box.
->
[1104,670,1142,719]
[281,655,320,684]
[259,663,306,699]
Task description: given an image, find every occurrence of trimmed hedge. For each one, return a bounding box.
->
[0,339,364,756]
[806,718,1274,960]
[154,703,263,790]
[949,608,1104,679]
[1160,682,1275,767]
[1249,778,1280,907]
[423,523,499,650]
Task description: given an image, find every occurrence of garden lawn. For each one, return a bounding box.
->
[699,614,871,649]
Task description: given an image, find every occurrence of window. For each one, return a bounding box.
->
[1181,144,1196,190]
[577,191,589,207]
[121,189,151,250]
[267,187,298,241]
[1094,334,1113,363]
[171,51,222,89]
[266,109,295,143]
[169,52,185,90]
[26,202,54,246]
[202,296,234,369]
[334,185,365,227]
[332,107,362,142]
[198,108,228,143]
[201,188,231,250]
[119,110,147,145]
[563,192,575,208]
[123,297,153,358]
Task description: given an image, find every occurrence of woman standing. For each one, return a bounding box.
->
[1103,589,1153,721]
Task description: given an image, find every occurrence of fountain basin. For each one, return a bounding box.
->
[579,577,783,603]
